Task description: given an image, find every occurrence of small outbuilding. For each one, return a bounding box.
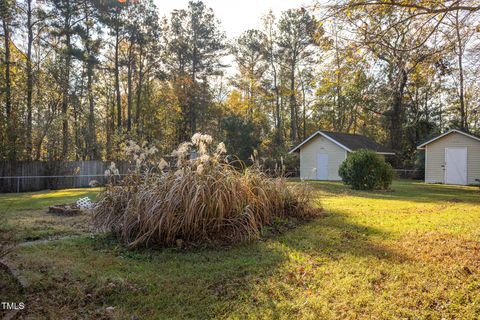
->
[417,129,480,185]
[289,131,394,180]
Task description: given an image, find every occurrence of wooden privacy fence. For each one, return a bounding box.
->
[0,161,132,193]
[1,161,420,193]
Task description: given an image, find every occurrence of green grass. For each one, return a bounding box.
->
[0,188,101,241]
[0,188,101,212]
[0,268,24,319]
[4,181,480,319]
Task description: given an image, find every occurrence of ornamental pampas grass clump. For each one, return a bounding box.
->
[93,134,320,249]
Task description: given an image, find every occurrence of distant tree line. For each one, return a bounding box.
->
[1,0,479,169]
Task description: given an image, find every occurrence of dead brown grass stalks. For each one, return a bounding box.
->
[93,134,320,249]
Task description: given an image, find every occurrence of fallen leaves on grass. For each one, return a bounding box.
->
[395,231,480,271]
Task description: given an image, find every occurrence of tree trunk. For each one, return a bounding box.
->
[2,17,15,161]
[201,77,207,132]
[114,7,122,133]
[127,44,133,132]
[273,68,281,131]
[389,68,408,157]
[190,48,198,136]
[83,3,97,160]
[86,51,96,159]
[107,85,115,157]
[455,10,467,131]
[300,73,307,140]
[335,36,343,132]
[2,19,11,119]
[26,0,34,159]
[135,49,144,135]
[73,92,79,161]
[61,0,72,159]
[289,63,297,145]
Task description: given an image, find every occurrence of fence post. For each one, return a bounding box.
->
[17,177,20,193]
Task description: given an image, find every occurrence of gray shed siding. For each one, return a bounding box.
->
[425,132,480,185]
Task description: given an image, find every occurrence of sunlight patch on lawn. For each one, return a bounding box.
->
[0,188,102,212]
[28,188,103,199]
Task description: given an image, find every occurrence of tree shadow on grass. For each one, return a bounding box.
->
[195,213,406,318]
[307,180,480,205]
[15,212,407,319]
[273,212,405,261]
[102,213,404,315]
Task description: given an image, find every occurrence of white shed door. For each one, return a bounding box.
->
[445,147,467,185]
[316,154,328,180]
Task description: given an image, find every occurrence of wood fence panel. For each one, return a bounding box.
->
[0,161,131,193]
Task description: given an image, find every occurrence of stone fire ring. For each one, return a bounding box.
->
[48,204,82,216]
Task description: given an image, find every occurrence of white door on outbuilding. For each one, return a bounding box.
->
[316,154,328,180]
[445,147,467,185]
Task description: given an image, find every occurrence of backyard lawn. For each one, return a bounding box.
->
[1,180,480,319]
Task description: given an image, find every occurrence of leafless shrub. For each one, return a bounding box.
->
[93,134,320,249]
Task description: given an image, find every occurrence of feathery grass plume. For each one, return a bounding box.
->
[93,134,320,249]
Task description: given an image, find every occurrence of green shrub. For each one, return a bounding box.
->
[338,149,394,190]
[93,134,320,249]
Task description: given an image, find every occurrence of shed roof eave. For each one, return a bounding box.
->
[288,131,322,154]
[288,131,353,154]
[417,129,480,149]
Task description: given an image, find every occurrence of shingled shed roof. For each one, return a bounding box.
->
[289,131,395,155]
[417,129,480,149]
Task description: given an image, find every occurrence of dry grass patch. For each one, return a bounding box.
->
[396,231,480,270]
[94,135,320,249]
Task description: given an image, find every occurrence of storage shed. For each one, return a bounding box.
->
[417,129,480,185]
[289,131,394,180]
